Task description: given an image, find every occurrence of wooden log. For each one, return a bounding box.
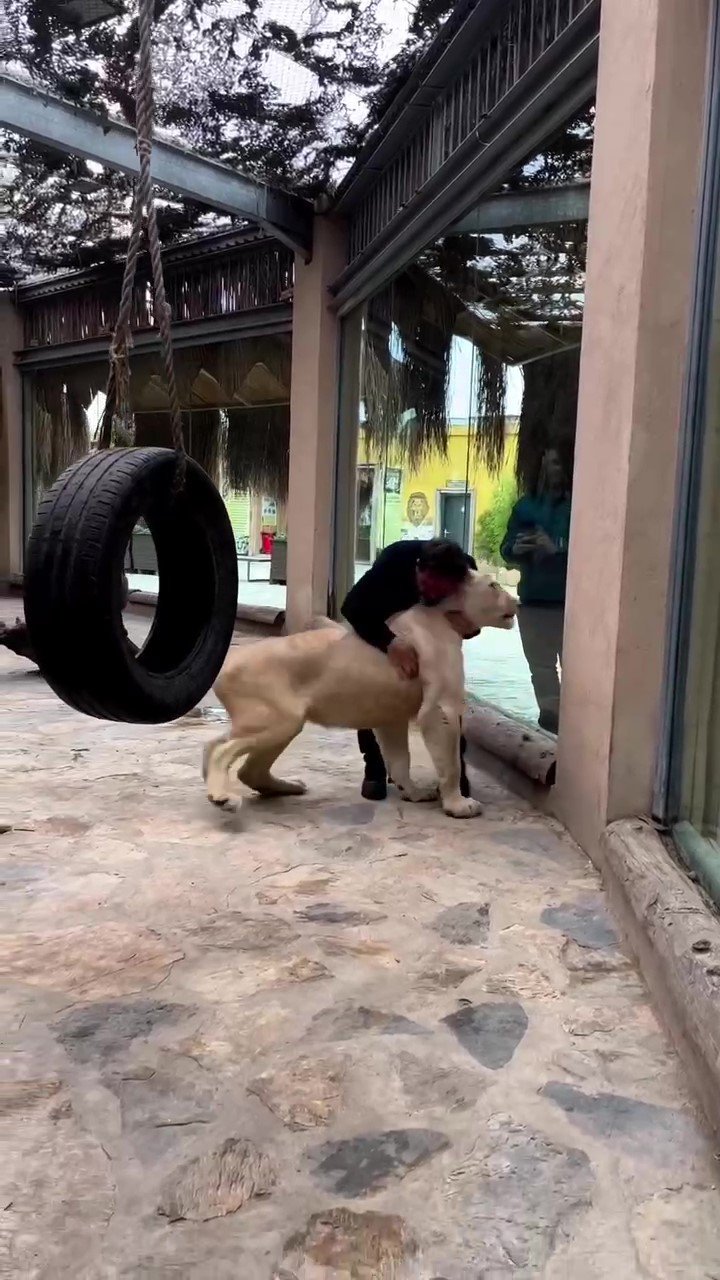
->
[237,603,285,631]
[126,593,284,635]
[463,701,557,785]
[602,818,720,1137]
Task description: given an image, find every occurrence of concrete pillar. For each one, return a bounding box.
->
[285,215,347,631]
[555,0,713,854]
[331,307,363,614]
[0,296,24,582]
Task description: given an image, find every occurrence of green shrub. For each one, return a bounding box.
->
[474,473,518,565]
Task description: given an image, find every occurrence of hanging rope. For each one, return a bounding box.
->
[98,0,186,481]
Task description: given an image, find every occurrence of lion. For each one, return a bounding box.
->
[203,571,517,819]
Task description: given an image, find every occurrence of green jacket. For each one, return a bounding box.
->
[501,494,571,605]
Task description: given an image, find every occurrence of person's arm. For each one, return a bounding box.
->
[341,544,406,652]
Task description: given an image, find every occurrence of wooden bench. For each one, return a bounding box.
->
[237,554,271,582]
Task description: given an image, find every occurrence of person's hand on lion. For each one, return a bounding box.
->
[388,637,419,679]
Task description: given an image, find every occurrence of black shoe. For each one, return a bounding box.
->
[459,735,470,797]
[361,777,387,801]
[538,709,559,734]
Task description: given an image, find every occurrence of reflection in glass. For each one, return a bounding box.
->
[677,282,720,842]
[347,216,585,733]
[24,336,291,608]
[501,446,571,733]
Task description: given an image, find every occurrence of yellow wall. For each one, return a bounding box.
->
[221,422,517,561]
[223,492,280,551]
[358,423,517,555]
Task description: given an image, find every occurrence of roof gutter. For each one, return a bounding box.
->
[334,0,508,212]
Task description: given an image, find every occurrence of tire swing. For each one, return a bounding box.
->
[23,0,238,723]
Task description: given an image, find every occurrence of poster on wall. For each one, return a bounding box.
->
[401,491,434,540]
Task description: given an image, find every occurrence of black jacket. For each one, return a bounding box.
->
[341,540,477,652]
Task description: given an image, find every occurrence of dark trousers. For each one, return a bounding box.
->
[358,729,470,797]
[517,603,563,733]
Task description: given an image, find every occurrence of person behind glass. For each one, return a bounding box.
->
[341,537,477,801]
[501,446,570,734]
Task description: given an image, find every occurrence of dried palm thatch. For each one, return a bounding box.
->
[129,404,286,494]
[362,271,455,468]
[133,412,171,449]
[515,348,581,494]
[393,268,458,459]
[213,338,291,403]
[30,335,292,496]
[475,353,507,475]
[31,372,90,491]
[133,407,224,476]
[21,241,293,344]
[225,404,290,499]
[361,333,409,460]
[189,411,226,487]
[361,266,511,475]
[55,334,292,415]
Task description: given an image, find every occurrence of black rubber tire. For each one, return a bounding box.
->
[24,448,238,723]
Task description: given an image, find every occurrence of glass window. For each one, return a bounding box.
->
[24,334,291,612]
[338,214,586,734]
[335,106,593,735]
[676,271,720,843]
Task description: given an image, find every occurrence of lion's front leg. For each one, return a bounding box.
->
[418,702,482,818]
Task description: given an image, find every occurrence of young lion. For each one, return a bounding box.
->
[203,571,516,819]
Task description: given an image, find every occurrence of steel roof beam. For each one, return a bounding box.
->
[331,19,599,315]
[0,73,313,258]
[449,182,590,235]
[335,0,509,212]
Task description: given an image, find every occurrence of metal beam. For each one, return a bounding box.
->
[15,303,292,369]
[448,182,590,235]
[331,15,599,316]
[335,0,509,212]
[0,74,313,258]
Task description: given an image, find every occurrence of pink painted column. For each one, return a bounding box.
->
[0,295,25,582]
[285,215,347,631]
[556,0,712,853]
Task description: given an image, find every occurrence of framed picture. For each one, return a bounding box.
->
[384,467,402,495]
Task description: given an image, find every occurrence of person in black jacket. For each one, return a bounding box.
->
[341,537,476,800]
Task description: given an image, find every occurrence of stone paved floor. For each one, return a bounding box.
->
[1,608,719,1278]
